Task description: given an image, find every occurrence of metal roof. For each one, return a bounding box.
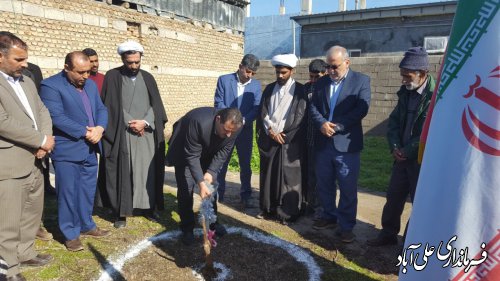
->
[291,1,457,26]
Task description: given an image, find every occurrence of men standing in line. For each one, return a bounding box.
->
[0,31,54,281]
[82,48,105,95]
[303,59,327,218]
[310,45,371,243]
[40,51,109,252]
[166,107,243,245]
[214,54,261,207]
[257,54,307,224]
[97,41,168,228]
[367,47,434,247]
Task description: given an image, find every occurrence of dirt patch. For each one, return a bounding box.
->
[120,233,310,281]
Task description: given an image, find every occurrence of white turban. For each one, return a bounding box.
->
[117,40,144,55]
[271,54,298,68]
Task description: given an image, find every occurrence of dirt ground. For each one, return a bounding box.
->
[115,168,411,281]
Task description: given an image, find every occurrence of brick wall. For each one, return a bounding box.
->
[254,55,443,136]
[0,0,244,136]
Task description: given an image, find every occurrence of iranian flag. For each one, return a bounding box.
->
[399,0,500,280]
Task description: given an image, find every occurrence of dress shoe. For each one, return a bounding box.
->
[181,231,195,246]
[312,219,337,230]
[366,235,398,247]
[36,226,53,241]
[65,238,84,252]
[114,217,126,229]
[335,230,356,243]
[144,210,160,223]
[20,253,53,267]
[7,273,27,281]
[81,227,110,238]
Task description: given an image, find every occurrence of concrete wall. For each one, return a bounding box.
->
[254,55,443,136]
[298,14,454,58]
[292,1,457,58]
[0,0,244,136]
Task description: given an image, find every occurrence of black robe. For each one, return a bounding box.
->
[96,66,168,217]
[257,81,307,221]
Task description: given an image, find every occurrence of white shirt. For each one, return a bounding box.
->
[236,73,251,109]
[0,71,46,147]
[0,71,38,130]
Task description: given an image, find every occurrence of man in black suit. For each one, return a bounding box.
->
[166,107,243,245]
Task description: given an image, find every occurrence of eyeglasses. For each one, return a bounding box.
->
[326,61,344,70]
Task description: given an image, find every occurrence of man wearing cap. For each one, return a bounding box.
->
[310,46,371,243]
[256,54,307,224]
[367,47,435,247]
[214,54,261,207]
[97,41,168,228]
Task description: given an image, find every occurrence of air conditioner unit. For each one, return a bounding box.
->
[349,49,361,57]
[424,36,448,54]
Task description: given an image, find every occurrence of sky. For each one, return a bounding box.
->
[249,0,446,17]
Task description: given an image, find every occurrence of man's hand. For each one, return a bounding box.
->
[320,122,336,138]
[274,132,286,144]
[34,149,47,159]
[269,128,285,144]
[128,120,147,136]
[85,126,105,144]
[392,148,407,162]
[199,181,212,199]
[41,135,55,152]
[203,172,213,184]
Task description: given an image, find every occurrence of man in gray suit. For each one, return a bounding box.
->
[0,32,55,281]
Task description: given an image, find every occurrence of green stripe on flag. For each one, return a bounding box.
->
[436,0,499,101]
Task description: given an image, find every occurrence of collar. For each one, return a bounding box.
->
[0,70,23,83]
[416,77,428,95]
[331,69,349,85]
[236,71,251,86]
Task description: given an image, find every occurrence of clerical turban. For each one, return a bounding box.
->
[271,54,298,68]
[117,40,144,55]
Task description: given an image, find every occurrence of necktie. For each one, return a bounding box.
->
[328,80,343,121]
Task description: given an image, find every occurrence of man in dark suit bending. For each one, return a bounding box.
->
[166,107,243,245]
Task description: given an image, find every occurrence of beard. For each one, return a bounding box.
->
[405,82,420,90]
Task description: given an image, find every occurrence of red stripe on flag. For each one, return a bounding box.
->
[462,109,500,156]
[467,107,500,140]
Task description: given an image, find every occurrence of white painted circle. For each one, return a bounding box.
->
[97,227,322,281]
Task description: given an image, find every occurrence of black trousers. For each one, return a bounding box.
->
[175,165,218,233]
[380,160,420,239]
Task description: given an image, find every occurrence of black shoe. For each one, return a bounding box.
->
[256,210,275,220]
[181,231,194,246]
[335,230,356,243]
[113,217,126,229]
[367,235,398,246]
[145,210,160,223]
[312,219,337,230]
[209,223,227,237]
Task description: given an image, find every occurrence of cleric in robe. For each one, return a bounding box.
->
[256,54,307,224]
[96,41,168,228]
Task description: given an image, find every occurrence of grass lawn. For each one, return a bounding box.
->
[227,135,392,193]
